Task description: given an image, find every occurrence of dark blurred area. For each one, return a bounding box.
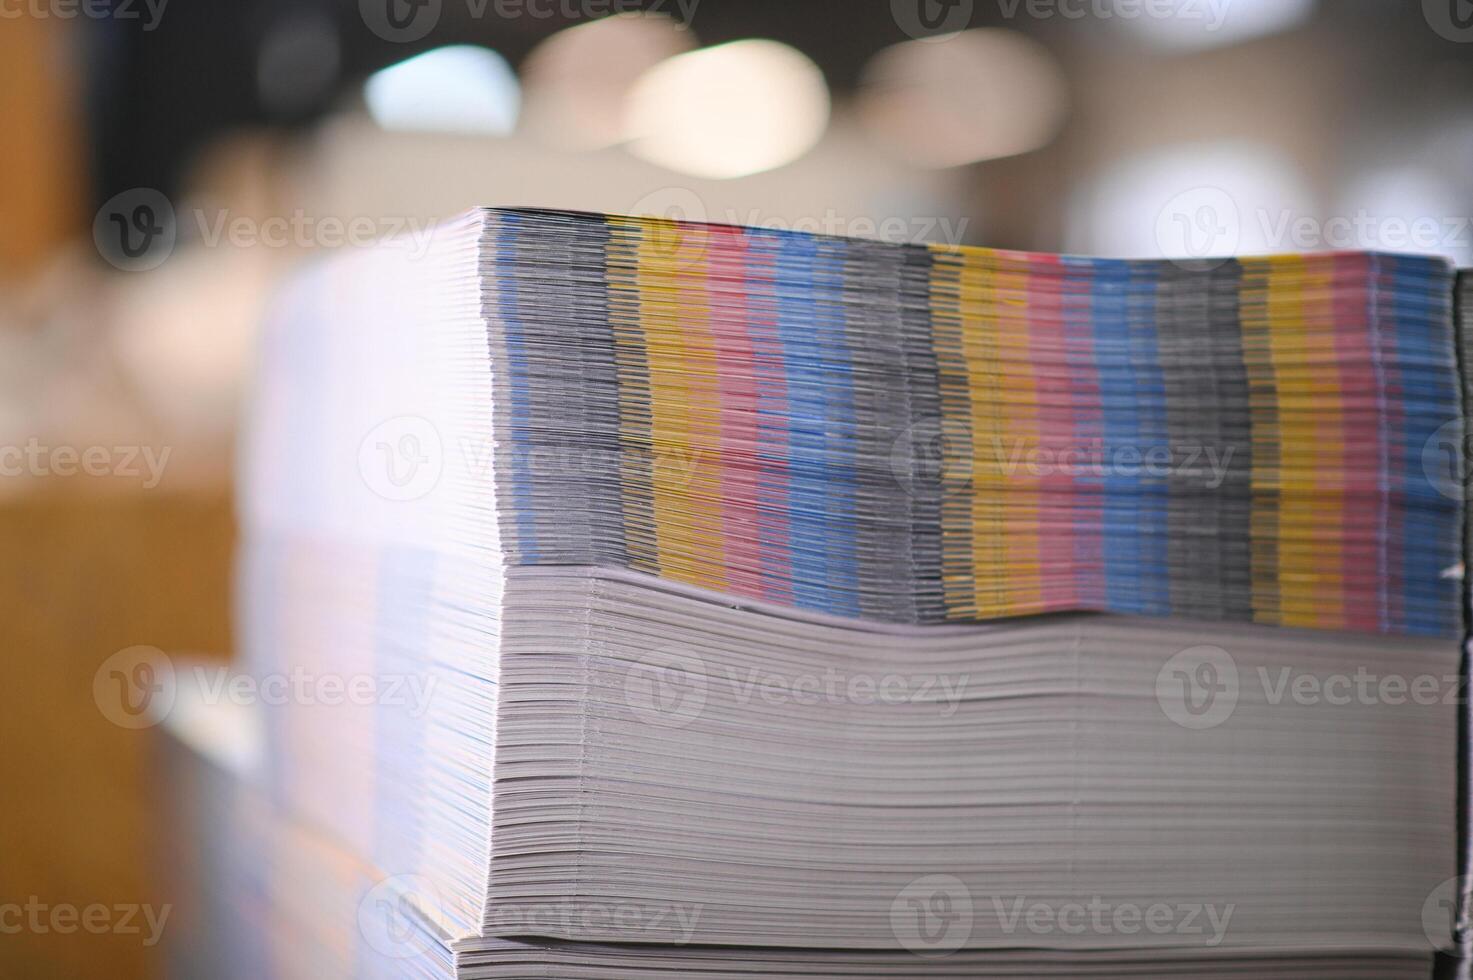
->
[1,1,1471,977]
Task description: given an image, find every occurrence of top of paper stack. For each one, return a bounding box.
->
[254,207,1466,636]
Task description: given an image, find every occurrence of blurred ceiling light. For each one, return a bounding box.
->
[623,40,830,179]
[521,14,696,150]
[858,30,1067,169]
[364,45,519,136]
[1123,0,1315,51]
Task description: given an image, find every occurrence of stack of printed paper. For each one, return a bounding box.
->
[222,209,1467,977]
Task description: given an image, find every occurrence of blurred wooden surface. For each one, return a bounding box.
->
[0,484,234,979]
[0,15,83,280]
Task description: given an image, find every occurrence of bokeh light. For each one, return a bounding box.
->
[858,30,1068,169]
[623,40,830,179]
[364,46,520,137]
[520,14,696,150]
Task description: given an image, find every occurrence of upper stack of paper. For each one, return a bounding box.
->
[247,208,1463,635]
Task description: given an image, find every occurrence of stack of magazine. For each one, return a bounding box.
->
[174,211,1470,978]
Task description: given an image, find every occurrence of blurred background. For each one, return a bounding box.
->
[1,0,1471,976]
